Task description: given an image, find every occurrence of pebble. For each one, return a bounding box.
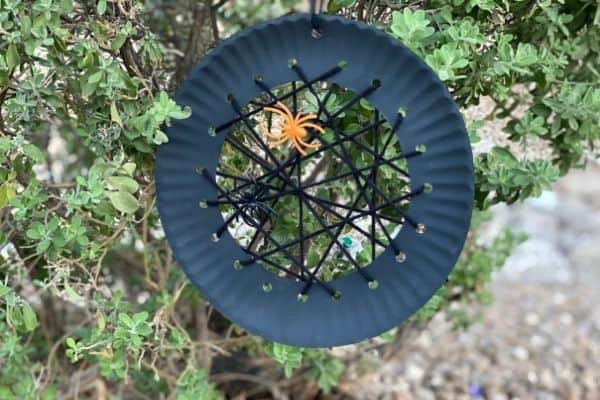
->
[405,364,424,382]
[512,346,529,360]
[530,335,547,348]
[559,313,574,325]
[525,313,540,325]
[553,292,566,305]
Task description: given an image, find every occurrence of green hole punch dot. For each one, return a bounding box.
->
[262,282,273,292]
[395,252,407,263]
[297,293,308,303]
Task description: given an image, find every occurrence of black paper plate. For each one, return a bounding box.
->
[156,13,473,347]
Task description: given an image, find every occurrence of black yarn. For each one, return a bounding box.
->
[201,62,425,296]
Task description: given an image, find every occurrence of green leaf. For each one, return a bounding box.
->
[26,223,45,240]
[81,81,98,97]
[0,182,16,208]
[266,342,304,378]
[65,337,76,348]
[112,33,127,51]
[150,92,191,123]
[107,176,139,193]
[48,216,59,232]
[132,139,152,153]
[305,354,345,393]
[5,44,20,70]
[132,311,149,325]
[81,52,94,68]
[153,130,169,145]
[97,0,107,15]
[110,101,123,128]
[425,43,468,81]
[0,284,11,297]
[21,15,32,36]
[0,386,13,400]
[60,0,74,13]
[0,137,11,153]
[23,143,45,162]
[64,282,83,302]
[25,228,43,240]
[390,9,434,49]
[514,43,538,66]
[120,162,136,176]
[491,147,518,166]
[36,239,51,253]
[327,0,356,12]
[169,106,192,120]
[118,313,132,326]
[21,302,38,332]
[88,71,103,84]
[467,0,495,11]
[107,190,139,214]
[97,313,106,332]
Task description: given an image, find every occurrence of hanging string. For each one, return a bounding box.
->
[309,0,323,36]
[309,0,323,14]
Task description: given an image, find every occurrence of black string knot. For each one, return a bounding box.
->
[234,179,277,228]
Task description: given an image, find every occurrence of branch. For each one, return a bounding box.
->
[0,69,15,136]
[209,3,220,44]
[174,1,212,84]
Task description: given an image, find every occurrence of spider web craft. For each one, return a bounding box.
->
[156,13,474,347]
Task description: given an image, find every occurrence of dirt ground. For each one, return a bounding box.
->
[337,164,600,400]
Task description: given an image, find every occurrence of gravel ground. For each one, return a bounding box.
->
[338,164,600,400]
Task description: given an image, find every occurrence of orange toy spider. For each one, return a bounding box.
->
[261,101,325,156]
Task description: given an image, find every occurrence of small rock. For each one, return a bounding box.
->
[525,313,540,325]
[512,346,529,360]
[553,292,567,305]
[429,373,444,388]
[530,334,547,348]
[413,388,435,400]
[405,364,424,382]
[559,313,574,325]
[527,371,538,384]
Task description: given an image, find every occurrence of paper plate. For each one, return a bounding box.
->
[156,13,473,347]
